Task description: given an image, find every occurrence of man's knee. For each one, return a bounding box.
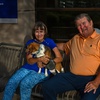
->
[81,92,97,100]
[42,81,49,90]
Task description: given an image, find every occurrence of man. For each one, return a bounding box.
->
[42,13,100,100]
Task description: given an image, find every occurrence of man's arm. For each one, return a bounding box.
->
[56,43,65,51]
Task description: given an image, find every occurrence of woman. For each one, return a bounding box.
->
[2,21,62,100]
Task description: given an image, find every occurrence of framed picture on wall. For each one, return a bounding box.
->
[0,0,17,23]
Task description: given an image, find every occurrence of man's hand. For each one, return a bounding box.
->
[84,81,99,94]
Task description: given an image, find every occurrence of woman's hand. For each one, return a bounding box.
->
[37,62,45,68]
[39,55,50,65]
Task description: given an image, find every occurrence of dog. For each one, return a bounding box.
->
[26,42,64,76]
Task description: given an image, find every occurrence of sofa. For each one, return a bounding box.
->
[0,42,100,100]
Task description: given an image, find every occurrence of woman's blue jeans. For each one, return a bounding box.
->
[42,72,100,100]
[2,68,46,100]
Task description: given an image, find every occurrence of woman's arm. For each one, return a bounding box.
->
[26,53,50,67]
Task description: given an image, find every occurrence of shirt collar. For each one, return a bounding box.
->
[90,30,98,39]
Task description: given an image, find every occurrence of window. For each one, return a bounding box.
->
[35,0,100,42]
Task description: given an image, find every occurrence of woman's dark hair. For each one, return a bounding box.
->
[32,21,48,39]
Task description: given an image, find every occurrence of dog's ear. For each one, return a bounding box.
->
[45,46,51,58]
[25,48,29,53]
[29,45,35,53]
[25,43,33,53]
